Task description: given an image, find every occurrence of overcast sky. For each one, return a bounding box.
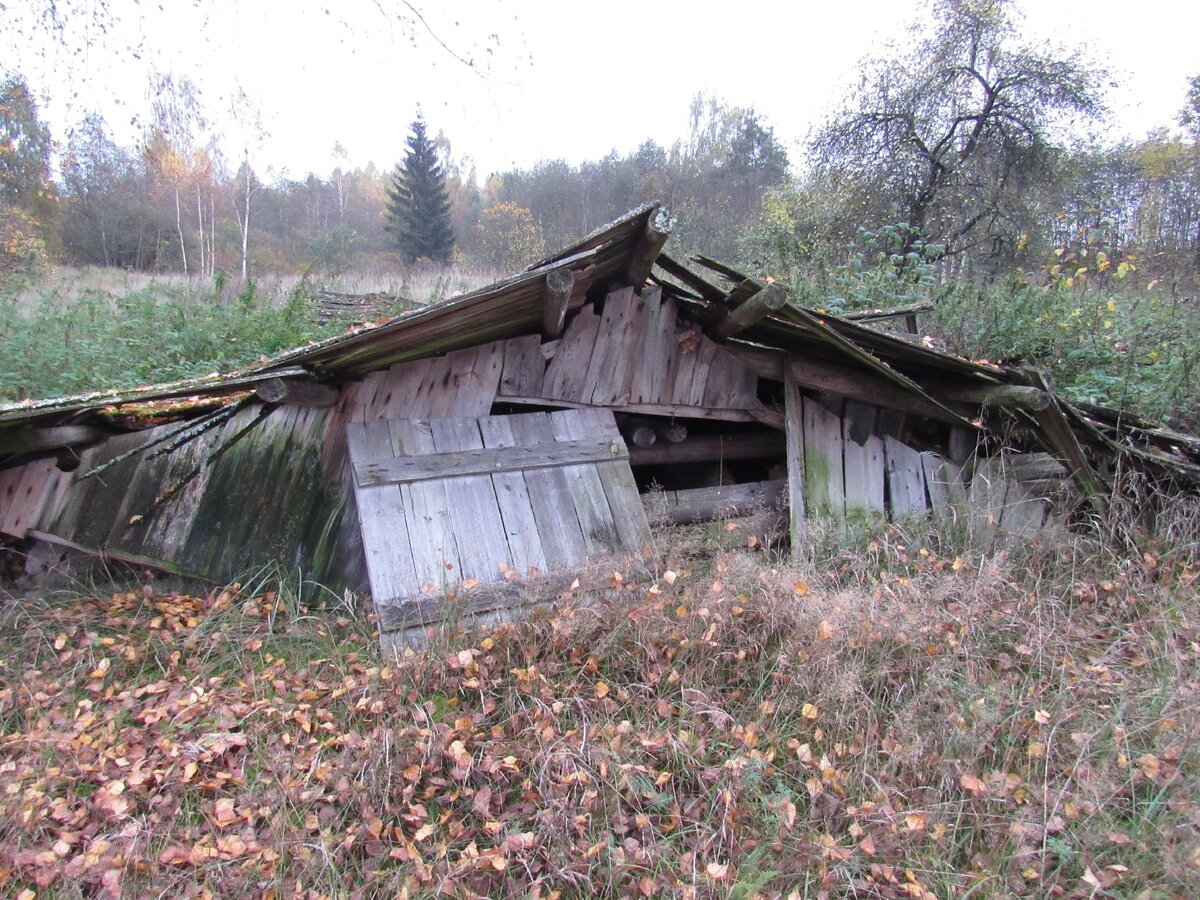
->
[5,0,1198,182]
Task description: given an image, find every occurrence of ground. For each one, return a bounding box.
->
[0,516,1197,898]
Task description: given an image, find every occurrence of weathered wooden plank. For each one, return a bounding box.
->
[493,394,762,424]
[390,418,462,593]
[684,338,720,407]
[351,370,388,423]
[429,418,511,584]
[701,346,759,409]
[570,407,651,555]
[885,436,928,518]
[804,397,846,519]
[347,422,419,605]
[630,286,670,404]
[0,464,32,537]
[997,477,1048,541]
[500,334,546,398]
[667,331,699,408]
[542,269,575,338]
[843,404,885,519]
[452,340,505,417]
[138,422,223,558]
[547,410,621,555]
[506,412,589,569]
[542,304,602,403]
[370,357,432,420]
[784,367,807,551]
[477,416,548,577]
[427,343,504,419]
[354,435,628,487]
[588,287,641,406]
[967,457,1008,548]
[628,433,786,466]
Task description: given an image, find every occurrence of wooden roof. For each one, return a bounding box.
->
[2,203,1198,494]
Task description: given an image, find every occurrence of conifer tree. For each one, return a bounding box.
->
[385,117,454,263]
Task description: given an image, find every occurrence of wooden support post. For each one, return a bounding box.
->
[254,377,340,407]
[784,366,807,553]
[625,209,673,288]
[707,283,787,342]
[541,269,575,339]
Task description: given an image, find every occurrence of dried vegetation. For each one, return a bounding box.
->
[1,510,1198,898]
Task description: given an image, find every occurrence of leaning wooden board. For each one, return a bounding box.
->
[348,408,651,638]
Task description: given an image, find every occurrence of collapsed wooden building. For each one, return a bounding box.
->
[3,204,1198,645]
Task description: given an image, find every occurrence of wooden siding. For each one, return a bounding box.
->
[26,403,364,590]
[348,408,651,636]
[496,287,766,423]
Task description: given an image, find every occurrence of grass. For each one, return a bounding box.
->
[1,509,1197,897]
[0,263,503,403]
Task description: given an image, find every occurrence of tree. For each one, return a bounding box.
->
[812,0,1106,267]
[385,117,454,264]
[475,202,544,271]
[0,73,52,210]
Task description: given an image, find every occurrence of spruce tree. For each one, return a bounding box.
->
[385,117,454,264]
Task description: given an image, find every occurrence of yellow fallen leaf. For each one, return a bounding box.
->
[595,682,610,699]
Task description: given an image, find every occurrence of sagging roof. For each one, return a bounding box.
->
[1,203,1198,499]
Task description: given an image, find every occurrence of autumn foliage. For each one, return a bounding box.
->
[1,520,1198,897]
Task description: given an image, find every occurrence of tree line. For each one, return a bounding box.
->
[3,0,1198,299]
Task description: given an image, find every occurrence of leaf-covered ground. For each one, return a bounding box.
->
[1,523,1198,898]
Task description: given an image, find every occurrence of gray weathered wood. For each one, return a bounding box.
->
[500,334,545,398]
[843,405,885,519]
[347,422,419,607]
[477,416,548,577]
[784,367,807,552]
[630,287,671,404]
[368,357,432,421]
[885,436,928,517]
[947,425,977,465]
[706,283,788,341]
[967,457,1009,548]
[1,459,65,538]
[645,479,787,525]
[803,397,846,519]
[628,432,785,466]
[542,304,602,402]
[547,410,620,554]
[390,418,461,593]
[626,209,673,287]
[430,418,511,584]
[354,435,627,487]
[587,287,639,405]
[542,269,575,338]
[571,407,651,554]
[506,412,589,569]
[254,377,339,407]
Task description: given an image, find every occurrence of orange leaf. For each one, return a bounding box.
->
[959,773,986,795]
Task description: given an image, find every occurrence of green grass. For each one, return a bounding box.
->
[0,264,502,403]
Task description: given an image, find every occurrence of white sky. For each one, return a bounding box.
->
[4,0,1198,183]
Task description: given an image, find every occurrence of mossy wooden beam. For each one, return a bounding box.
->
[625,209,673,289]
[927,383,1051,412]
[254,377,339,407]
[541,269,576,338]
[707,283,787,342]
